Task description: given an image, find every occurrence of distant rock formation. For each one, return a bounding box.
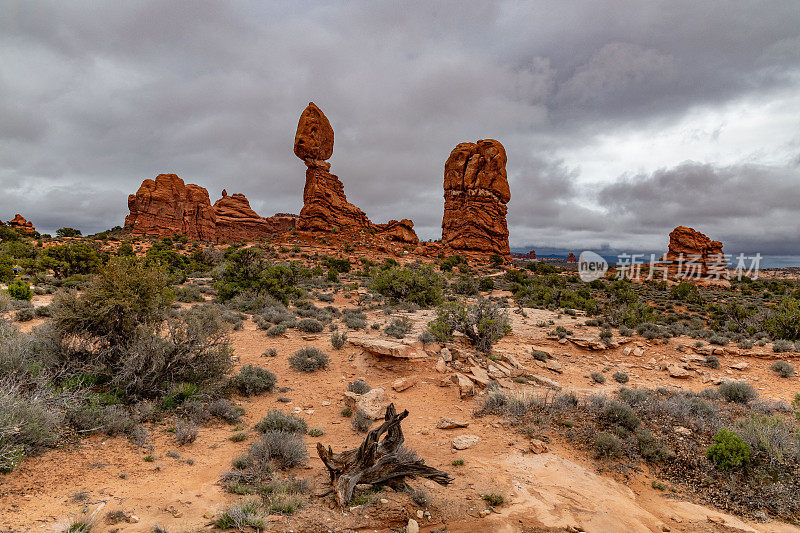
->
[566,252,577,263]
[665,226,725,278]
[513,250,536,260]
[125,173,296,242]
[8,214,35,235]
[293,102,419,245]
[441,140,510,256]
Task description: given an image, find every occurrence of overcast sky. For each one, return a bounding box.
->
[1,1,799,256]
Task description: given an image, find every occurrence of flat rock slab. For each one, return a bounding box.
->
[343,388,389,419]
[436,418,469,429]
[667,364,691,378]
[391,376,417,392]
[452,435,480,450]
[348,337,423,359]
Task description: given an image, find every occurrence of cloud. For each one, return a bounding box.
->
[0,0,798,257]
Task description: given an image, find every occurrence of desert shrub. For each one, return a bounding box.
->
[232,365,277,396]
[215,499,266,531]
[330,331,347,349]
[772,339,794,353]
[427,298,511,352]
[267,323,288,337]
[249,430,307,468]
[384,316,412,339]
[669,281,702,303]
[214,248,307,304]
[288,347,329,372]
[343,312,366,330]
[297,318,324,333]
[173,419,198,445]
[612,371,629,383]
[479,277,495,292]
[636,428,674,462]
[590,372,606,384]
[15,307,35,322]
[482,492,505,506]
[347,379,371,394]
[371,265,444,307]
[40,242,103,278]
[450,275,479,296]
[601,401,640,430]
[592,432,624,458]
[531,350,549,362]
[351,410,372,433]
[702,355,720,369]
[709,335,729,346]
[7,280,33,301]
[764,299,800,340]
[718,381,757,404]
[174,285,204,303]
[771,360,795,378]
[254,410,307,434]
[735,414,797,466]
[706,428,751,470]
[208,399,242,423]
[182,399,211,424]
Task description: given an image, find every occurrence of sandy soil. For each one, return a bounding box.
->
[1,295,799,532]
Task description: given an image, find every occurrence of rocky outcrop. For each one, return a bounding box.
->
[293,102,418,244]
[513,250,536,260]
[8,214,35,235]
[566,253,577,263]
[213,190,296,241]
[441,140,510,256]
[125,174,295,242]
[665,226,725,278]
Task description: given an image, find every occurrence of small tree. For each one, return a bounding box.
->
[7,280,33,301]
[706,428,751,470]
[56,227,82,238]
[427,298,511,352]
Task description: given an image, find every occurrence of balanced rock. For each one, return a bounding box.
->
[293,102,418,245]
[8,214,35,235]
[442,139,510,256]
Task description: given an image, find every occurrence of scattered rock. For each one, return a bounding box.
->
[343,388,389,419]
[527,374,562,390]
[435,359,448,373]
[731,362,749,371]
[406,518,420,533]
[391,376,417,392]
[440,347,452,362]
[673,426,692,437]
[529,439,549,454]
[667,364,691,379]
[452,373,475,398]
[544,359,563,373]
[632,348,644,357]
[452,435,480,450]
[436,418,469,429]
[348,337,422,359]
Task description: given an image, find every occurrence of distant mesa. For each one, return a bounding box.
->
[441,139,510,257]
[125,173,296,243]
[566,252,577,263]
[8,214,35,235]
[293,102,419,245]
[513,250,536,260]
[665,225,725,278]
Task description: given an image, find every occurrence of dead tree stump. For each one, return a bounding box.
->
[317,403,453,506]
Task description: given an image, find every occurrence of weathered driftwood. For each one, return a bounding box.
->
[317,403,453,506]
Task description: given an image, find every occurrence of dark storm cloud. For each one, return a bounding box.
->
[1,0,798,255]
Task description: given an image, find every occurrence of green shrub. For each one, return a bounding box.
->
[384,317,412,339]
[706,428,751,470]
[772,339,794,353]
[371,265,444,307]
[56,227,82,238]
[347,379,371,394]
[612,371,629,384]
[771,360,795,378]
[601,401,640,430]
[718,381,756,404]
[249,430,307,468]
[232,365,277,396]
[288,347,329,372]
[592,432,624,458]
[267,323,288,336]
[297,318,324,333]
[6,280,32,301]
[330,332,347,349]
[702,355,720,369]
[214,248,306,304]
[735,414,796,466]
[40,242,103,278]
[254,410,307,434]
[765,299,800,340]
[590,372,606,384]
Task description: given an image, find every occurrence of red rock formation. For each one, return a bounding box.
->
[512,250,536,260]
[665,226,726,278]
[125,174,296,242]
[375,219,419,245]
[8,214,36,235]
[213,190,295,241]
[293,102,418,245]
[566,252,577,263]
[441,140,510,256]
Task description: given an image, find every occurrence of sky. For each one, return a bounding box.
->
[1,1,799,258]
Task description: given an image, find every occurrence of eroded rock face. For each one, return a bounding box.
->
[513,250,536,260]
[293,102,419,244]
[213,191,296,241]
[8,214,35,234]
[566,253,577,263]
[125,174,295,242]
[442,139,510,256]
[666,226,725,277]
